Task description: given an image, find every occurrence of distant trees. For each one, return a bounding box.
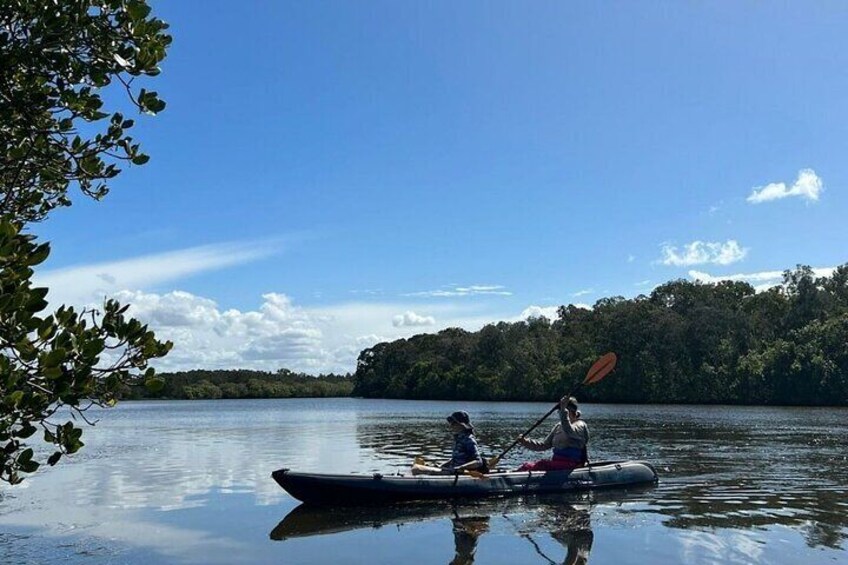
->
[353,265,848,406]
[124,369,354,400]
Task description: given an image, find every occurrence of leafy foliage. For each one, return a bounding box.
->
[123,369,353,400]
[1,0,172,484]
[1,0,171,222]
[0,221,171,483]
[354,265,848,406]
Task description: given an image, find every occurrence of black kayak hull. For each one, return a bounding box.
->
[272,460,658,505]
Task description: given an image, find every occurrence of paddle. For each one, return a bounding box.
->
[486,352,617,470]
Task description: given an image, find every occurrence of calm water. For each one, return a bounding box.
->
[0,399,846,564]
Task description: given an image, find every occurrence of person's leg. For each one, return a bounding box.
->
[547,457,580,471]
[517,459,548,471]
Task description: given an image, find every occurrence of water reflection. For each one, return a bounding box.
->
[449,516,489,565]
[354,402,848,552]
[271,497,597,564]
[1,400,846,563]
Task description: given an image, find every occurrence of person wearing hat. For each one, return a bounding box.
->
[413,411,485,475]
[441,410,485,474]
[516,396,588,472]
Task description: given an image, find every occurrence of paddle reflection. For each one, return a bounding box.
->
[271,497,596,564]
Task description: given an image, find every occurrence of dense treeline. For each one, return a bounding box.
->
[123,369,353,400]
[353,265,848,405]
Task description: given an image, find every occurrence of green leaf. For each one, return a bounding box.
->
[19,459,39,474]
[67,440,84,454]
[127,1,152,20]
[38,316,56,340]
[7,391,24,406]
[43,366,63,379]
[0,222,17,239]
[16,338,38,362]
[42,348,67,368]
[27,244,51,266]
[82,339,105,359]
[16,424,37,439]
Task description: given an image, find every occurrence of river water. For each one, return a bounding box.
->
[0,399,846,564]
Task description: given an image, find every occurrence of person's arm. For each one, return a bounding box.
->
[557,401,588,443]
[519,425,556,451]
[452,459,482,472]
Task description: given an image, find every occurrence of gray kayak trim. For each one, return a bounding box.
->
[272,460,658,505]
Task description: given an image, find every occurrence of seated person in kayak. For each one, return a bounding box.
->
[413,411,485,475]
[516,396,588,472]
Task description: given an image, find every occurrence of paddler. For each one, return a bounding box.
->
[413,410,486,475]
[516,396,588,471]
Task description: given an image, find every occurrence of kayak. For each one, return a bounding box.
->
[271,460,658,505]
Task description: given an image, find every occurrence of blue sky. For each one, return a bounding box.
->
[34,2,848,373]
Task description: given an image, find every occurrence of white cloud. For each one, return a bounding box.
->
[635,279,652,287]
[403,284,512,297]
[520,305,559,320]
[660,240,748,266]
[627,255,636,263]
[114,290,330,370]
[34,240,279,306]
[100,289,541,373]
[747,169,823,204]
[571,288,594,297]
[348,289,383,296]
[689,266,836,292]
[392,311,436,327]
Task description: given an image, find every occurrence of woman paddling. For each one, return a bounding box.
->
[516,397,588,472]
[413,411,486,475]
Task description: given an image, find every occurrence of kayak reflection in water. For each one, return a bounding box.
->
[517,397,589,472]
[270,499,594,565]
[413,411,486,475]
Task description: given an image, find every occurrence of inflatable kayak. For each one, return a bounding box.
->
[272,460,658,505]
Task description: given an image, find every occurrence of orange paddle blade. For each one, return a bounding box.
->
[584,352,617,384]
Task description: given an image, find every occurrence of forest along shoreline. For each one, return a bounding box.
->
[125,265,848,407]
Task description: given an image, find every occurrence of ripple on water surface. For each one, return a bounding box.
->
[0,399,846,564]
